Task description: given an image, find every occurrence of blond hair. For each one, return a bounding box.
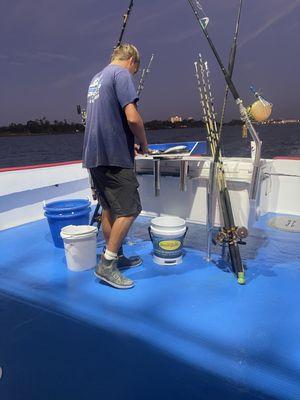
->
[111,43,140,69]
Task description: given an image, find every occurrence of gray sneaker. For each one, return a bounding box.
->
[117,254,143,270]
[101,246,142,270]
[95,255,135,289]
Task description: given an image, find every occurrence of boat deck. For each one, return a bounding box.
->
[0,213,299,399]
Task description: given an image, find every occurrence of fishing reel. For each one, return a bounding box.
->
[76,104,87,126]
[246,86,273,122]
[213,225,248,246]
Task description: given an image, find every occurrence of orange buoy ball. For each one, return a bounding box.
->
[247,100,272,122]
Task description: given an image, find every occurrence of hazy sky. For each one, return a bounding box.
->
[0,0,299,125]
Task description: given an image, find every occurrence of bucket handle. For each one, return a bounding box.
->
[148,226,153,242]
[183,226,188,239]
[148,226,188,242]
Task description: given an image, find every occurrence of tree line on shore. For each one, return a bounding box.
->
[0,118,84,135]
[0,117,243,136]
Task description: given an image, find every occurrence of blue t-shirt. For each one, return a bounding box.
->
[82,64,138,169]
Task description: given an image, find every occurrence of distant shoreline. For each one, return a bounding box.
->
[0,131,84,137]
[1,119,298,137]
[0,121,218,137]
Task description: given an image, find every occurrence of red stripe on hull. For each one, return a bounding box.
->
[273,156,300,160]
[0,160,83,173]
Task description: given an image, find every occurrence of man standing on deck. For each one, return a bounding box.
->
[82,44,149,289]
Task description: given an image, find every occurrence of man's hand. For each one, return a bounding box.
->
[125,103,149,153]
[134,144,140,157]
[134,143,149,156]
[140,143,149,155]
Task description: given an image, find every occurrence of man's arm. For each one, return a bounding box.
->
[124,103,149,154]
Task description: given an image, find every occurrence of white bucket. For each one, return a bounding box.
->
[149,216,187,266]
[60,225,98,271]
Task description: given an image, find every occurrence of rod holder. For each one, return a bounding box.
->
[206,161,217,261]
[237,99,262,200]
[179,160,189,192]
[153,159,160,197]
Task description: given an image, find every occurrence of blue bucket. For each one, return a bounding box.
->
[44,199,91,248]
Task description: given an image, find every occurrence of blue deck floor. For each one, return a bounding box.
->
[0,214,299,399]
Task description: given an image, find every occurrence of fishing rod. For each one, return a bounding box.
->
[76,105,86,125]
[194,61,214,146]
[207,0,245,257]
[115,0,134,48]
[194,58,219,261]
[77,0,135,128]
[137,54,154,96]
[216,0,243,162]
[195,55,247,284]
[205,2,247,277]
[200,57,219,153]
[187,0,240,100]
[192,0,247,284]
[187,0,263,202]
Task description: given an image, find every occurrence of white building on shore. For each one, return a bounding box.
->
[170,115,182,123]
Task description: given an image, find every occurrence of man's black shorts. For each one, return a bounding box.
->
[89,166,142,218]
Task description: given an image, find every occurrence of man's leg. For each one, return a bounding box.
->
[95,214,136,289]
[93,166,142,288]
[101,211,142,269]
[101,208,114,244]
[106,215,135,254]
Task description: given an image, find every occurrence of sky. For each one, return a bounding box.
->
[0,0,299,125]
